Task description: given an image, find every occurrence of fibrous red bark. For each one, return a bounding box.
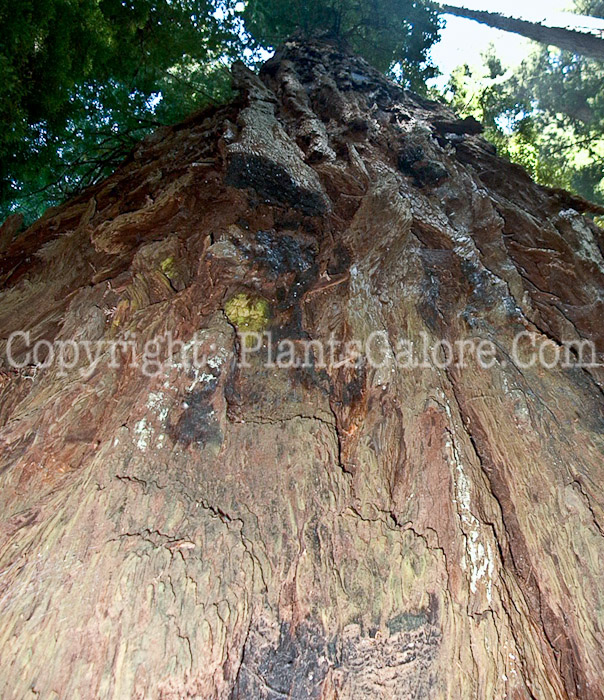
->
[1,39,604,699]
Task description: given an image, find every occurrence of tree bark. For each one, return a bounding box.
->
[1,39,604,699]
[440,3,604,62]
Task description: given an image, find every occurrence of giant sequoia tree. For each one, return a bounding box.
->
[1,38,604,698]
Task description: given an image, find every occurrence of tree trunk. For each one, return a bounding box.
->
[1,39,604,699]
[440,3,604,62]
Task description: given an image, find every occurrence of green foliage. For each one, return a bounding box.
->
[573,0,604,18]
[0,0,236,222]
[239,0,441,87]
[1,0,443,223]
[4,0,604,226]
[445,31,604,208]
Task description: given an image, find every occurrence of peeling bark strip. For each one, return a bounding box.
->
[1,39,604,699]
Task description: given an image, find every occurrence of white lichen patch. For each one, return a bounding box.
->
[135,418,152,451]
[207,353,226,371]
[166,332,230,392]
[132,390,172,451]
[147,391,170,422]
[441,392,495,602]
[186,368,216,392]
[132,321,232,451]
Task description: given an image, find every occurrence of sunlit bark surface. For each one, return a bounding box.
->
[1,40,604,699]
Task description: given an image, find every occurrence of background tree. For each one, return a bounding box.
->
[439,3,604,61]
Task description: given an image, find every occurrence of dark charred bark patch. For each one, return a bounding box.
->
[253,230,317,280]
[232,620,330,700]
[398,145,449,187]
[169,382,222,449]
[226,153,328,216]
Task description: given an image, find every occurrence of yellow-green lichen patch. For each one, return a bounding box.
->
[160,256,177,280]
[224,293,270,334]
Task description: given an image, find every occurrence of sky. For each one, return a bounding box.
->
[429,0,604,88]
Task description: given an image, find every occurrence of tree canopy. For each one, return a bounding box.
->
[2,0,604,225]
[0,0,241,222]
[241,0,440,79]
[445,0,604,211]
[1,0,445,223]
